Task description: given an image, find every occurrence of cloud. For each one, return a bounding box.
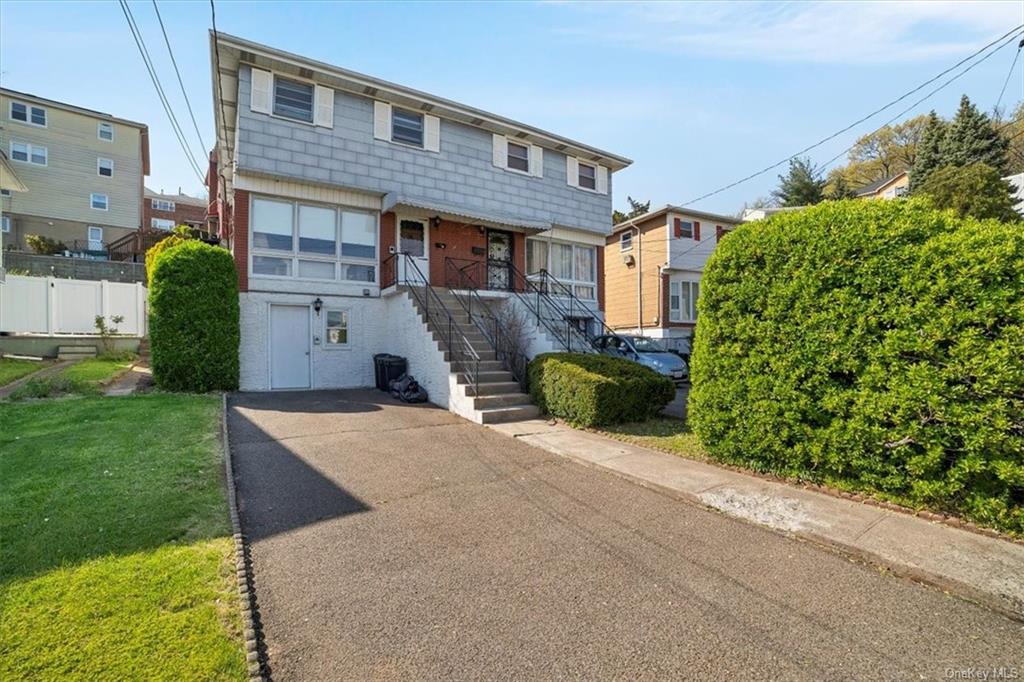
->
[550,1,1023,64]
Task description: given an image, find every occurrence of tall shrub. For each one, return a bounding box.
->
[144,226,193,285]
[690,199,1024,533]
[149,240,239,391]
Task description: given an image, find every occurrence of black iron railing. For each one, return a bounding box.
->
[505,261,602,353]
[382,252,481,392]
[444,258,528,388]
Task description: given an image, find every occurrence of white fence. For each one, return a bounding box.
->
[0,275,147,336]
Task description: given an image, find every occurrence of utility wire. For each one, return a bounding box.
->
[995,37,1024,115]
[680,24,1024,207]
[209,0,233,210]
[151,0,209,153]
[118,0,205,183]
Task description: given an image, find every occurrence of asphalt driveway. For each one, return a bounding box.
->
[228,390,1022,680]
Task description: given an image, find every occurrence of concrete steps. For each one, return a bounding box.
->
[57,345,97,361]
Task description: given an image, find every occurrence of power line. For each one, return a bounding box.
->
[680,24,1024,207]
[995,37,1024,115]
[151,0,209,154]
[118,0,205,183]
[210,0,233,207]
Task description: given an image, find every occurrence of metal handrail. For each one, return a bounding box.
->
[503,261,596,353]
[533,267,619,342]
[382,252,481,392]
[444,258,528,388]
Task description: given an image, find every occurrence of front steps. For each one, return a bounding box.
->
[404,287,539,424]
[57,345,97,361]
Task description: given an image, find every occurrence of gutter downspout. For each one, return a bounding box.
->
[636,225,642,332]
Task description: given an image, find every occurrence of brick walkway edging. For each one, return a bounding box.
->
[221,393,266,682]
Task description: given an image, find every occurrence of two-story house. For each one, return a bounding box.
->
[209,33,631,422]
[604,205,738,355]
[0,88,149,256]
[144,187,208,231]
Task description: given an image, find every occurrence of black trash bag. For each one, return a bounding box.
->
[388,373,428,403]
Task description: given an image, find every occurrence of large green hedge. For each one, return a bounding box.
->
[528,352,675,427]
[149,240,239,392]
[689,199,1024,533]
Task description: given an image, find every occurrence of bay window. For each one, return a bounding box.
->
[525,237,598,301]
[250,196,377,283]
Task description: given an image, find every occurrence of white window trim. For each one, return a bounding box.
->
[248,194,379,285]
[389,106,425,149]
[620,231,633,251]
[669,279,700,323]
[151,218,175,230]
[88,226,104,249]
[9,101,47,128]
[10,140,47,166]
[566,156,607,194]
[90,193,109,211]
[526,237,598,301]
[505,141,532,176]
[98,122,115,141]
[152,199,176,212]
[577,161,598,191]
[492,134,542,178]
[373,102,440,153]
[2,216,11,233]
[253,69,334,129]
[323,308,352,350]
[97,157,114,177]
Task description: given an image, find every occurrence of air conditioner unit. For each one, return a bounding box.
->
[621,253,635,265]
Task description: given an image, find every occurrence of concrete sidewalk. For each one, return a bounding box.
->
[488,419,1024,620]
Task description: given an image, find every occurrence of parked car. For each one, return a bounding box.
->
[591,334,688,383]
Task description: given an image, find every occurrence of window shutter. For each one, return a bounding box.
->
[314,85,334,128]
[693,221,701,241]
[424,115,441,152]
[716,225,723,242]
[566,157,579,188]
[529,145,543,178]
[373,101,391,141]
[492,134,506,168]
[250,69,272,114]
[674,218,682,238]
[596,165,608,194]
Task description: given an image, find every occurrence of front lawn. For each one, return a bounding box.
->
[0,394,247,680]
[597,417,708,462]
[7,355,135,400]
[0,358,45,387]
[61,355,134,384]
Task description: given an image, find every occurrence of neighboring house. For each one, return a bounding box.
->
[0,151,29,278]
[1004,172,1024,216]
[854,170,909,199]
[143,187,207,231]
[604,205,738,354]
[0,88,149,257]
[209,33,631,422]
[740,205,805,222]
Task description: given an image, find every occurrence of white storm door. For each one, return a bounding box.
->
[397,219,429,284]
[270,305,311,390]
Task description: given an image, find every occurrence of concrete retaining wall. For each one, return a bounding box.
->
[4,253,146,283]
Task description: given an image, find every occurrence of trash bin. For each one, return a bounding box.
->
[373,353,407,391]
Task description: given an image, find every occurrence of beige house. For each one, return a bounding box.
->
[854,170,909,200]
[605,205,737,354]
[0,88,149,255]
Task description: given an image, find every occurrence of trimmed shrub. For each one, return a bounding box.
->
[689,199,1024,533]
[528,352,675,427]
[149,240,239,392]
[144,230,190,285]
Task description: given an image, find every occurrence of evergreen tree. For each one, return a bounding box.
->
[917,162,1020,222]
[825,172,856,200]
[772,157,825,207]
[940,95,1009,174]
[612,196,652,224]
[909,111,947,192]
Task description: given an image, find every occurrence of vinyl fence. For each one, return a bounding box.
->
[0,275,147,336]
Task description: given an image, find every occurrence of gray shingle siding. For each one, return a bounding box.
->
[234,66,612,234]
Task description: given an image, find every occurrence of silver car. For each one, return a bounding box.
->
[592,335,688,383]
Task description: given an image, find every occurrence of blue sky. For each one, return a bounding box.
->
[2,1,1022,215]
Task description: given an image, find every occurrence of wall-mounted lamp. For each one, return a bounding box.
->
[313,297,323,315]
[430,216,442,229]
[476,225,485,234]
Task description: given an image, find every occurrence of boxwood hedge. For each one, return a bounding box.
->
[689,199,1024,533]
[528,352,675,427]
[149,240,239,392]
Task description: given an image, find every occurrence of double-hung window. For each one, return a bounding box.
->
[10,101,46,127]
[578,162,597,190]
[152,198,175,212]
[526,237,598,301]
[325,310,349,346]
[620,231,632,251]
[273,77,314,123]
[98,122,114,141]
[391,108,424,147]
[1,216,10,233]
[10,141,46,166]
[507,141,530,173]
[98,158,113,177]
[669,280,700,322]
[250,196,377,283]
[90,193,108,211]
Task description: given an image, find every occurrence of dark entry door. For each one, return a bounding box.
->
[487,230,513,290]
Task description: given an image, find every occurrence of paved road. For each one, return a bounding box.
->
[228,390,1023,681]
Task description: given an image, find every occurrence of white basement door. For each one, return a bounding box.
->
[270,304,311,389]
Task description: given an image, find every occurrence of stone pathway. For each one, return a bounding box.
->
[104,361,153,396]
[0,360,74,400]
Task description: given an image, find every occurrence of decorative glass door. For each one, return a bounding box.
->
[486,230,512,290]
[398,219,429,283]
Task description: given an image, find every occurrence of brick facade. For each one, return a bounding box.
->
[232,189,250,292]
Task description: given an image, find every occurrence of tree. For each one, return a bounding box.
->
[994,100,1024,173]
[910,111,947,192]
[838,114,930,188]
[771,157,825,207]
[824,172,856,200]
[612,196,651,224]
[24,234,67,255]
[940,95,1009,174]
[916,163,1020,222]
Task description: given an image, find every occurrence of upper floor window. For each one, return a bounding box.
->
[98,122,114,141]
[10,101,46,127]
[97,158,113,177]
[152,198,175,212]
[507,142,530,173]
[578,162,597,190]
[620,231,632,251]
[273,76,314,123]
[10,141,47,166]
[91,193,109,211]
[391,108,424,147]
[151,218,175,230]
[675,219,694,239]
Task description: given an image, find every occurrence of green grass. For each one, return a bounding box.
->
[0,395,247,680]
[61,356,134,384]
[596,417,709,462]
[0,358,46,387]
[7,356,135,401]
